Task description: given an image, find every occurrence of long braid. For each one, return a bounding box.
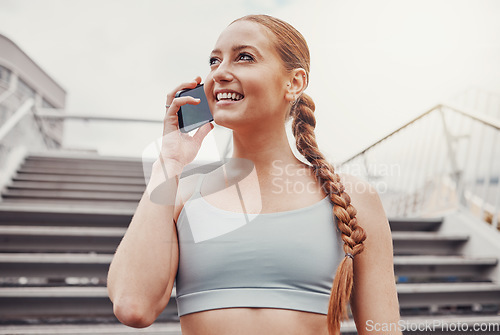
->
[291,93,367,335]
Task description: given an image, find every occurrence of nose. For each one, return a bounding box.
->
[212,60,234,83]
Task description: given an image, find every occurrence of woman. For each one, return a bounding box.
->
[107,14,401,335]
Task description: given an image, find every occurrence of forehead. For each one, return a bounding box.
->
[213,20,276,54]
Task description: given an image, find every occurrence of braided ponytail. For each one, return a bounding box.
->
[292,93,367,335]
[232,14,368,335]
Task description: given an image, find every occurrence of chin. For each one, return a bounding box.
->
[211,110,241,129]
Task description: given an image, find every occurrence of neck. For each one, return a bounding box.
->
[228,122,306,175]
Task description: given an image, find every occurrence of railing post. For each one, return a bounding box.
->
[492,177,500,231]
[438,105,462,211]
[0,71,17,105]
[438,106,460,184]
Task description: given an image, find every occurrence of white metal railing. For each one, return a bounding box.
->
[338,102,500,230]
[34,109,163,124]
[31,109,167,158]
[0,96,50,195]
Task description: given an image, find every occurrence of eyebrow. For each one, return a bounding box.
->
[210,45,263,58]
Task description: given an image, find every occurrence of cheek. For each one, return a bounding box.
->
[244,74,272,97]
[204,73,213,91]
[204,78,214,101]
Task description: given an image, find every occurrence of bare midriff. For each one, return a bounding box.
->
[179,308,329,335]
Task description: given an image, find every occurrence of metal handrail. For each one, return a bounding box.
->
[34,108,233,160]
[338,102,500,229]
[341,103,500,165]
[444,103,500,131]
[34,109,163,124]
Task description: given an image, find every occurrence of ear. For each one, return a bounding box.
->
[285,68,307,104]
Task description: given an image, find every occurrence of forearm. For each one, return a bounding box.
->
[107,159,182,315]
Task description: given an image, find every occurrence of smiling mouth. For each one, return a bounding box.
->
[216,92,244,102]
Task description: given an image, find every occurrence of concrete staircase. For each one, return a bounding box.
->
[0,152,499,334]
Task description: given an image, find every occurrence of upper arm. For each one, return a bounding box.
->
[157,221,179,315]
[339,173,402,335]
[160,173,204,312]
[157,173,200,315]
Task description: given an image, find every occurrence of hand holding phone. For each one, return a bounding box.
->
[158,78,214,169]
[176,84,213,133]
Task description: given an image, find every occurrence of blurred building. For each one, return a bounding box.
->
[0,33,66,157]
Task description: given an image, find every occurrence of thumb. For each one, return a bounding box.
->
[192,122,214,146]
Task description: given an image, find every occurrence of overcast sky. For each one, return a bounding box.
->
[1,0,499,164]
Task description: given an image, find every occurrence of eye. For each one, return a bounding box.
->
[237,53,254,62]
[209,57,220,66]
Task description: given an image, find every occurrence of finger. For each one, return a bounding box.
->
[166,76,202,103]
[164,96,201,124]
[192,122,214,146]
[162,96,201,135]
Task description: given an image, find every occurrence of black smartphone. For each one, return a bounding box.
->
[175,83,213,133]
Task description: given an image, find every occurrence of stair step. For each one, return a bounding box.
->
[1,198,140,208]
[397,282,500,308]
[0,253,113,278]
[394,255,498,279]
[7,181,146,193]
[0,286,177,321]
[12,173,145,185]
[0,204,133,226]
[0,226,124,253]
[23,160,145,172]
[392,231,468,255]
[26,153,144,165]
[0,323,183,335]
[3,189,143,201]
[17,167,144,178]
[389,217,443,231]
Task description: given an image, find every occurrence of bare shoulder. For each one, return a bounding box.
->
[338,176,401,332]
[337,172,389,232]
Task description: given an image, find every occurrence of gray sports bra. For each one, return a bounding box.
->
[174,173,344,317]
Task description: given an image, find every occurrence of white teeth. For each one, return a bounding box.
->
[216,92,243,101]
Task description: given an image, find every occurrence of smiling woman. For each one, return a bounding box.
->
[107,14,402,335]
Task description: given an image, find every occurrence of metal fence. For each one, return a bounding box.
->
[338,102,500,230]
